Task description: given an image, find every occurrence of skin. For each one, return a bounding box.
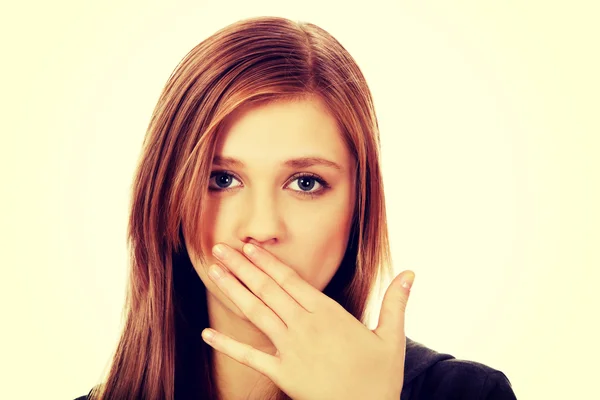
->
[199,239,413,400]
[184,97,357,399]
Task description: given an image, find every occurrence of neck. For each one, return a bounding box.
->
[206,290,279,400]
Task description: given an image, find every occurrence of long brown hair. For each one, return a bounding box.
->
[88,16,393,400]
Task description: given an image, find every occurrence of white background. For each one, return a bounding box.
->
[1,1,598,399]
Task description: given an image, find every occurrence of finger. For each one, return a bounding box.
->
[208,263,288,344]
[215,244,313,322]
[242,243,322,312]
[373,270,415,349]
[202,328,280,379]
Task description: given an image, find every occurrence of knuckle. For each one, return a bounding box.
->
[263,314,280,332]
[279,270,297,290]
[254,279,272,300]
[241,348,254,365]
[245,300,262,319]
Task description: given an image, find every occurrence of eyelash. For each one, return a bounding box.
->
[208,170,331,199]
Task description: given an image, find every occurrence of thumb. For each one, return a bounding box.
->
[373,270,415,344]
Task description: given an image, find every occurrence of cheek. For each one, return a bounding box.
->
[197,201,221,264]
[292,209,352,291]
[183,207,220,287]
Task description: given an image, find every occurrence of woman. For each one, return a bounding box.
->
[76,16,516,400]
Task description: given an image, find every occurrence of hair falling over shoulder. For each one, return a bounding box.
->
[88,16,392,400]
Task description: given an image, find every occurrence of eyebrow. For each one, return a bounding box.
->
[213,155,343,171]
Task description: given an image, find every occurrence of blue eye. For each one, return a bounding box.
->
[287,175,322,193]
[208,170,330,199]
[210,172,242,190]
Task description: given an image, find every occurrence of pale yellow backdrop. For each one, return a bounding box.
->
[1,1,598,399]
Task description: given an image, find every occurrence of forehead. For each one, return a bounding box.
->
[215,98,348,162]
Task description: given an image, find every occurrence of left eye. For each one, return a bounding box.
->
[288,176,323,192]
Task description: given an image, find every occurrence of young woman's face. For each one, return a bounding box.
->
[185,97,356,319]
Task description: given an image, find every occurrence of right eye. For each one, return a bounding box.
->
[208,171,242,192]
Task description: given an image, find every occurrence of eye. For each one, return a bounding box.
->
[286,173,328,196]
[208,171,242,190]
[208,170,331,199]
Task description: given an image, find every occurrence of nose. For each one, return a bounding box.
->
[237,190,284,246]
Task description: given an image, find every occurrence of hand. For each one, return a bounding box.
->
[203,242,415,400]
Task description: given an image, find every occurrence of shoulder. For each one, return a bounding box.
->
[425,358,516,399]
[73,385,97,400]
[402,338,517,400]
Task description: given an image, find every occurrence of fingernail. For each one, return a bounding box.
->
[209,264,225,280]
[243,243,256,257]
[202,328,215,343]
[402,272,415,290]
[213,244,226,260]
